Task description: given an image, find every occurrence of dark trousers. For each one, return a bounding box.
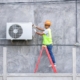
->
[47,44,56,64]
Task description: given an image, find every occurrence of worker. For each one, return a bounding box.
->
[33,20,56,67]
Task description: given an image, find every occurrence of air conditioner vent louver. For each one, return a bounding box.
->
[9,24,23,38]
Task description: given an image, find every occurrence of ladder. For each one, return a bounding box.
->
[34,45,57,73]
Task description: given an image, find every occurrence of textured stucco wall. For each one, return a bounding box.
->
[76,3,80,73]
[34,3,76,45]
[7,46,73,73]
[0,0,79,73]
[0,47,3,74]
[0,0,77,3]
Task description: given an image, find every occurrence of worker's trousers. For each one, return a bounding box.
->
[47,44,56,64]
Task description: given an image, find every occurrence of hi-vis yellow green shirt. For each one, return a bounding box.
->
[42,28,53,45]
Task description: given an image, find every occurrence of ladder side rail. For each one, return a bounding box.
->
[34,47,44,73]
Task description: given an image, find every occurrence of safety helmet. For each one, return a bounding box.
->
[44,20,51,26]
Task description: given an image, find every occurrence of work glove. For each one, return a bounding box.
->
[34,29,37,33]
[32,24,36,28]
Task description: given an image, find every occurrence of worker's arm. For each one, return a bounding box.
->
[36,32,44,36]
[36,27,44,31]
[32,24,44,31]
[34,29,44,36]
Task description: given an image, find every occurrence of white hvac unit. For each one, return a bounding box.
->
[6,22,32,40]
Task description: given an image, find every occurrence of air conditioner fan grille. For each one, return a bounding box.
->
[9,24,23,38]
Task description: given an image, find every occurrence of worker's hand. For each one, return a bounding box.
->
[34,29,37,33]
[32,24,36,28]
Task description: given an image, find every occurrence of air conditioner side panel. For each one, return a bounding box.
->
[21,23,32,40]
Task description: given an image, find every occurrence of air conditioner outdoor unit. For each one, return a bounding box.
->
[6,22,32,40]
